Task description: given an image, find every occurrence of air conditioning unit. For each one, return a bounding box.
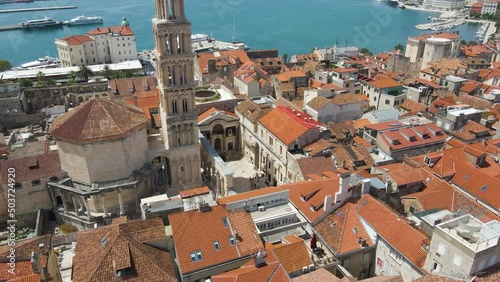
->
[258,206,265,212]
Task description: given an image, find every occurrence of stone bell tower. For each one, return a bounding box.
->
[152,0,202,193]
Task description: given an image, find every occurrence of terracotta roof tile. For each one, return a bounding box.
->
[331,94,360,105]
[378,124,448,151]
[258,106,321,145]
[303,139,336,157]
[216,186,288,206]
[271,241,312,273]
[169,206,263,275]
[59,35,93,45]
[357,195,429,269]
[351,118,372,130]
[108,77,158,97]
[315,202,373,255]
[332,144,375,171]
[0,154,62,184]
[296,157,337,178]
[86,26,134,36]
[452,120,494,141]
[365,78,401,89]
[72,218,175,282]
[198,107,238,123]
[307,96,331,111]
[235,99,273,123]
[197,50,250,74]
[124,92,160,120]
[50,99,147,144]
[400,99,427,113]
[292,268,340,282]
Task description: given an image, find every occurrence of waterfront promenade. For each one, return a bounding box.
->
[0,6,76,14]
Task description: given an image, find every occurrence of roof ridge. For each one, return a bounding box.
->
[85,225,121,281]
[338,203,351,254]
[266,263,284,282]
[98,99,123,133]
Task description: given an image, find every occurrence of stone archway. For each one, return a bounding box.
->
[151,156,172,191]
[214,138,222,152]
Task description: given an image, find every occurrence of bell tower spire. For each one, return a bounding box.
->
[152,0,201,194]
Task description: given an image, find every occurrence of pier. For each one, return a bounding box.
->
[0,6,76,14]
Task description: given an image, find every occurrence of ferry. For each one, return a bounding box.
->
[19,56,60,69]
[19,17,63,29]
[190,33,249,52]
[65,15,103,26]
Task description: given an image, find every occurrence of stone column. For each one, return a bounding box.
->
[84,197,92,221]
[118,189,124,215]
[222,127,226,151]
[101,194,107,218]
[61,192,68,214]
[135,187,140,213]
[72,195,80,215]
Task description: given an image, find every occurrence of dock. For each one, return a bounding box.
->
[0,6,76,14]
[0,25,20,31]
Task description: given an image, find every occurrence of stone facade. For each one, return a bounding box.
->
[153,0,202,194]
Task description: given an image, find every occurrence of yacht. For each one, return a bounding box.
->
[19,17,63,29]
[65,15,103,26]
[19,56,60,69]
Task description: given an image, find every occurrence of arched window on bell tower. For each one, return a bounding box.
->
[176,33,181,54]
[182,98,188,112]
[172,99,178,114]
[164,35,170,54]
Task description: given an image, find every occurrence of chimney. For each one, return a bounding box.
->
[323,194,333,214]
[254,251,267,268]
[339,172,351,194]
[30,252,40,274]
[132,95,138,107]
[361,179,371,195]
[199,202,212,213]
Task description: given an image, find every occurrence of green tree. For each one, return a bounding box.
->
[77,65,94,81]
[67,71,77,84]
[101,65,112,80]
[394,43,405,52]
[36,71,46,86]
[282,54,288,64]
[111,70,123,80]
[19,78,32,88]
[360,48,373,56]
[0,60,12,72]
[460,39,467,46]
[467,40,479,46]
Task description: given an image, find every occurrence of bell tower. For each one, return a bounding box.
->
[152,0,202,193]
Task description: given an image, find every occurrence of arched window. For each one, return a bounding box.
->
[182,98,188,112]
[176,33,181,54]
[164,34,170,54]
[172,100,178,114]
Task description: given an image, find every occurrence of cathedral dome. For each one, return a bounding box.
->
[121,17,130,27]
[51,98,146,144]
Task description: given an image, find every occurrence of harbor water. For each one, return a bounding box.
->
[0,0,481,67]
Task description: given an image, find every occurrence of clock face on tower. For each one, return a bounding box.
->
[152,0,202,191]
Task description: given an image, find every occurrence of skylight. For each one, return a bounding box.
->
[464,174,470,180]
[481,185,488,192]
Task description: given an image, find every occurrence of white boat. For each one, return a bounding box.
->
[65,15,103,26]
[19,17,63,29]
[20,56,60,69]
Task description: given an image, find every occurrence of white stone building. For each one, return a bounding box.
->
[482,0,498,15]
[360,77,407,111]
[55,23,137,67]
[422,0,465,10]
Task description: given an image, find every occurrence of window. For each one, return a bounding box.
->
[342,259,350,268]
[374,96,377,101]
[437,244,446,257]
[432,261,442,273]
[172,100,178,114]
[182,98,188,112]
[190,252,196,262]
[222,217,229,227]
[269,137,273,146]
[453,255,462,267]
[385,99,390,105]
[196,251,203,260]
[190,251,203,262]
[213,241,220,250]
[229,235,236,245]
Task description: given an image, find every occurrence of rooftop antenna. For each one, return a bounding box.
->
[345,37,348,47]
[336,36,339,45]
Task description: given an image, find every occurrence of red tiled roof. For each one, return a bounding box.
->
[287,178,341,223]
[169,206,263,275]
[365,120,405,131]
[59,35,93,45]
[124,92,160,120]
[315,202,373,255]
[86,26,134,36]
[258,106,320,145]
[357,195,429,269]
[292,268,340,282]
[73,218,175,282]
[296,157,337,178]
[271,240,312,274]
[197,50,250,74]
[414,32,460,42]
[379,124,448,151]
[452,120,494,141]
[216,186,288,206]
[179,186,211,199]
[198,107,238,123]
[365,78,401,89]
[50,99,147,144]
[0,154,62,184]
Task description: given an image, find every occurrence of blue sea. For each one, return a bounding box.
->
[0,0,480,67]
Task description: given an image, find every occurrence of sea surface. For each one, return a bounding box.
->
[0,0,481,67]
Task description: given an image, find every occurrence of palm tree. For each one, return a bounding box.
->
[67,71,77,84]
[36,71,46,86]
[101,65,112,80]
[394,43,405,52]
[77,65,94,81]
